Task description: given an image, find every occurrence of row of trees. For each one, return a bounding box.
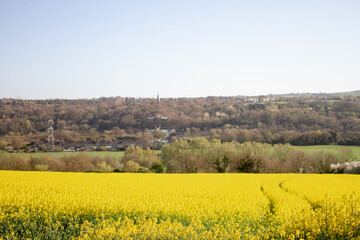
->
[0,146,166,173]
[1,139,356,173]
[0,153,120,172]
[160,138,357,173]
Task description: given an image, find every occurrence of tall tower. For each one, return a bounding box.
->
[157,93,160,102]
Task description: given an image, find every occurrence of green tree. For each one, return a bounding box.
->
[213,154,231,173]
[123,161,140,172]
[96,162,114,172]
[150,162,167,173]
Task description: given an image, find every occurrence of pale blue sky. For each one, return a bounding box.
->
[0,0,359,99]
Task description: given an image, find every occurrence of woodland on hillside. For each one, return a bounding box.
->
[1,92,360,150]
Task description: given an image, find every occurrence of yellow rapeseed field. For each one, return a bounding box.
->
[0,171,359,239]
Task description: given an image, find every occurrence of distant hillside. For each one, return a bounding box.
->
[1,91,360,149]
[333,90,360,97]
[247,90,360,98]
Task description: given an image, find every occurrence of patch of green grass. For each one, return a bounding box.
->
[296,145,360,159]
